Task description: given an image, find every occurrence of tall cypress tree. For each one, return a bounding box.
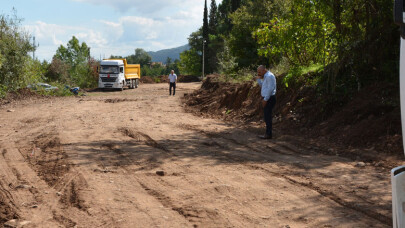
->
[217,0,232,34]
[231,0,241,12]
[209,0,218,34]
[203,0,210,74]
[208,0,219,73]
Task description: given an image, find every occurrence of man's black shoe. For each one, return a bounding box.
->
[258,134,272,139]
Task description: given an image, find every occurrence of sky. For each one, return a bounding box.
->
[1,0,220,61]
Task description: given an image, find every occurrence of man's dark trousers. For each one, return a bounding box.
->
[264,95,276,136]
[169,82,176,95]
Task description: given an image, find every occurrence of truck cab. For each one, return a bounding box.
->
[98,59,140,90]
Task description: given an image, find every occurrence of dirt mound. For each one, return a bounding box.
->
[313,83,402,154]
[184,75,403,156]
[184,75,262,120]
[178,75,201,82]
[140,76,155,84]
[0,88,45,107]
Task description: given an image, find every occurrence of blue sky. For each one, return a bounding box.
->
[1,0,220,61]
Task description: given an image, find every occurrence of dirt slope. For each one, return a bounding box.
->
[0,82,396,227]
[184,75,403,162]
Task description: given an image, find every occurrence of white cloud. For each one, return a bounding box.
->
[25,21,110,61]
[24,0,216,60]
[72,0,184,13]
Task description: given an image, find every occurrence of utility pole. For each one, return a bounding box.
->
[88,47,91,62]
[32,36,37,60]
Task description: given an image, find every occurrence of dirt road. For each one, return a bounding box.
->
[0,83,392,227]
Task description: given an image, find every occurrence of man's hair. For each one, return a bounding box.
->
[258,65,266,71]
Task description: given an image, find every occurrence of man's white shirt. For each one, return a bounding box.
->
[169,74,177,83]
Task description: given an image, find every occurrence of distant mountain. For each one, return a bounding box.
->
[147,44,190,64]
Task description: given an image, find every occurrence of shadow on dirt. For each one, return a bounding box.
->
[63,124,392,226]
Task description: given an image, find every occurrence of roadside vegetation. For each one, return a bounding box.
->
[179,0,400,124]
[0,10,98,98]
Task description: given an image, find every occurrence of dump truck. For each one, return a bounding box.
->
[98,59,140,90]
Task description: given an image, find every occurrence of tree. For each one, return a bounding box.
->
[231,0,241,12]
[203,0,210,74]
[209,0,218,34]
[54,36,89,67]
[134,48,152,66]
[217,40,238,80]
[46,57,70,82]
[0,10,35,89]
[53,36,96,87]
[207,0,221,73]
[126,48,152,67]
[166,57,172,67]
[179,28,203,75]
[227,0,274,68]
[217,0,232,34]
[253,0,398,94]
[179,49,202,75]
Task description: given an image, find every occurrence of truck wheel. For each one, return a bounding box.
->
[135,79,139,88]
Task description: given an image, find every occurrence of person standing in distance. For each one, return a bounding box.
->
[255,65,276,139]
[168,70,177,96]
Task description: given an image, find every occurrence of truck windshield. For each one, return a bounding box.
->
[100,66,119,74]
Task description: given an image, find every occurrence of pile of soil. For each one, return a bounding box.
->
[184,75,262,121]
[184,74,403,157]
[0,88,44,107]
[140,76,155,84]
[178,75,201,83]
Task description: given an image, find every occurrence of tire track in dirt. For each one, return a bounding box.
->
[94,142,168,227]
[59,173,89,212]
[52,211,77,228]
[2,149,7,159]
[16,130,91,225]
[175,123,391,226]
[138,182,201,226]
[119,127,171,153]
[0,180,19,225]
[116,127,223,226]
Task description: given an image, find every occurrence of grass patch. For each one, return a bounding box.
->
[283,64,324,88]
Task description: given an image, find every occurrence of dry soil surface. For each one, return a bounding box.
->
[0,83,394,227]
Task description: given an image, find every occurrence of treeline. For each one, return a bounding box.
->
[179,0,399,94]
[0,11,98,97]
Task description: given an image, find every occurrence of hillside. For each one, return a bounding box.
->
[147,44,189,63]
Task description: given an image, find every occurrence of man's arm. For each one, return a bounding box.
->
[256,78,263,86]
[262,76,271,101]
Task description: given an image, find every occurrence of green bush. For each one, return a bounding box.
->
[283,64,324,88]
[0,11,35,90]
[0,85,7,99]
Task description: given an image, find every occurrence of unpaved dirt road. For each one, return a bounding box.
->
[0,83,393,227]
